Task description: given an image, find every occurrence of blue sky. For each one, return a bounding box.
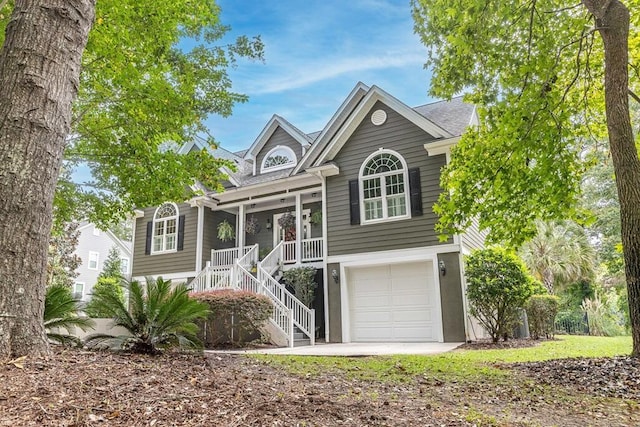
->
[207,0,435,154]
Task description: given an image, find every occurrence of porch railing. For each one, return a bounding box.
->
[261,241,283,275]
[258,266,315,345]
[236,264,294,346]
[211,246,254,267]
[189,264,232,293]
[282,238,323,264]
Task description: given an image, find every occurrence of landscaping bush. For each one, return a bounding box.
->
[525,294,560,339]
[44,284,95,346]
[465,247,537,342]
[85,277,209,354]
[282,266,317,307]
[84,277,125,318]
[582,291,626,337]
[192,290,273,347]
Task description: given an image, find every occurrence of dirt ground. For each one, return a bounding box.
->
[1,346,638,426]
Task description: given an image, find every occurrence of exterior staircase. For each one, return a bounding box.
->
[189,243,315,347]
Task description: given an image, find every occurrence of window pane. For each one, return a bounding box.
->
[363,178,381,199]
[154,222,164,236]
[166,219,176,234]
[153,236,163,252]
[385,174,404,195]
[387,196,407,217]
[364,200,382,220]
[166,234,176,250]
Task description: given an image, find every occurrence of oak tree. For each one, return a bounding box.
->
[412,0,640,354]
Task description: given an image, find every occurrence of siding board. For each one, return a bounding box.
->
[326,101,451,256]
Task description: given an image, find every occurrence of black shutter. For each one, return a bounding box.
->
[409,167,423,216]
[349,179,360,225]
[177,215,186,251]
[145,221,152,255]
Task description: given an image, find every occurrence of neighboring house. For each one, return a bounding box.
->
[131,82,485,347]
[74,222,132,302]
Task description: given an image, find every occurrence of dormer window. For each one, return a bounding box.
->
[260,146,297,173]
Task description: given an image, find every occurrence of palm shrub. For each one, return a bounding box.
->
[44,284,95,346]
[465,247,537,342]
[525,294,560,339]
[85,277,209,354]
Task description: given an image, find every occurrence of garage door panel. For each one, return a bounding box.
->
[349,261,439,342]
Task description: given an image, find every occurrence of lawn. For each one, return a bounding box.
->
[256,335,633,382]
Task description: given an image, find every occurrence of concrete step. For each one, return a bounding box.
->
[293,338,311,347]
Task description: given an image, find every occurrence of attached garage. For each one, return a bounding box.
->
[347,261,439,342]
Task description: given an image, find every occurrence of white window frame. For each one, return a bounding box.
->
[92,227,100,236]
[88,251,100,270]
[260,145,297,173]
[358,149,411,224]
[120,257,130,275]
[151,202,179,255]
[73,282,85,299]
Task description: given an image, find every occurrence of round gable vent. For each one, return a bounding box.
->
[371,109,387,126]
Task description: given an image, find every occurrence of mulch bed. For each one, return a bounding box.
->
[1,345,639,426]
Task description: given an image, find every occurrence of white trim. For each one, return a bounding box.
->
[88,251,100,270]
[306,163,340,177]
[327,244,461,264]
[213,173,321,204]
[313,85,452,166]
[260,145,298,173]
[150,202,179,255]
[195,203,204,272]
[321,177,330,342]
[338,250,445,343]
[132,270,198,282]
[424,136,460,157]
[73,282,85,299]
[243,115,311,163]
[358,149,410,224]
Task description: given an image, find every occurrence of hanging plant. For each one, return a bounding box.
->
[277,212,296,229]
[217,220,235,242]
[245,216,261,235]
[310,210,322,225]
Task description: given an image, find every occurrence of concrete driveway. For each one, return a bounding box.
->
[208,342,463,356]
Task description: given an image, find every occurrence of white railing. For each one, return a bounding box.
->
[282,241,296,264]
[237,264,295,346]
[236,244,258,270]
[189,265,232,293]
[258,257,315,345]
[211,246,254,267]
[261,241,282,275]
[302,237,323,261]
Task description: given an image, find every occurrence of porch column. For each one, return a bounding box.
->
[295,193,302,265]
[237,204,245,250]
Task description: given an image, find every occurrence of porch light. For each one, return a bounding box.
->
[331,269,340,284]
[439,260,446,276]
[266,218,272,230]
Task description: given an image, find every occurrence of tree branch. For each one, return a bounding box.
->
[629,89,640,105]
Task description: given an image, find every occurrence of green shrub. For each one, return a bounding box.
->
[465,247,536,342]
[84,277,125,318]
[85,277,209,354]
[192,290,273,347]
[44,285,94,346]
[282,266,317,307]
[525,294,560,339]
[582,291,625,337]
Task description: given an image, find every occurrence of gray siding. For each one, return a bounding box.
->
[326,101,451,256]
[461,217,487,252]
[437,252,466,342]
[132,203,198,277]
[326,262,342,343]
[255,127,303,174]
[211,211,237,251]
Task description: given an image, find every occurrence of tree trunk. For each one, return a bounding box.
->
[0,0,94,359]
[583,0,640,356]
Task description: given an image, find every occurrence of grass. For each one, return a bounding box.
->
[255,335,632,383]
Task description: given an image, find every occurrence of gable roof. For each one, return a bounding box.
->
[243,114,313,162]
[311,85,453,167]
[413,96,476,137]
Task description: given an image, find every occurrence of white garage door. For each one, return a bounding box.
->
[348,262,438,342]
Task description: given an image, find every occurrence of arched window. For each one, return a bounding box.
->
[152,203,178,254]
[359,150,410,223]
[260,146,297,173]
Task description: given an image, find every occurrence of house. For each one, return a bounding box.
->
[130,82,484,347]
[74,222,132,301]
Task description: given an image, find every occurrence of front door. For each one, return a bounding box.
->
[273,209,311,247]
